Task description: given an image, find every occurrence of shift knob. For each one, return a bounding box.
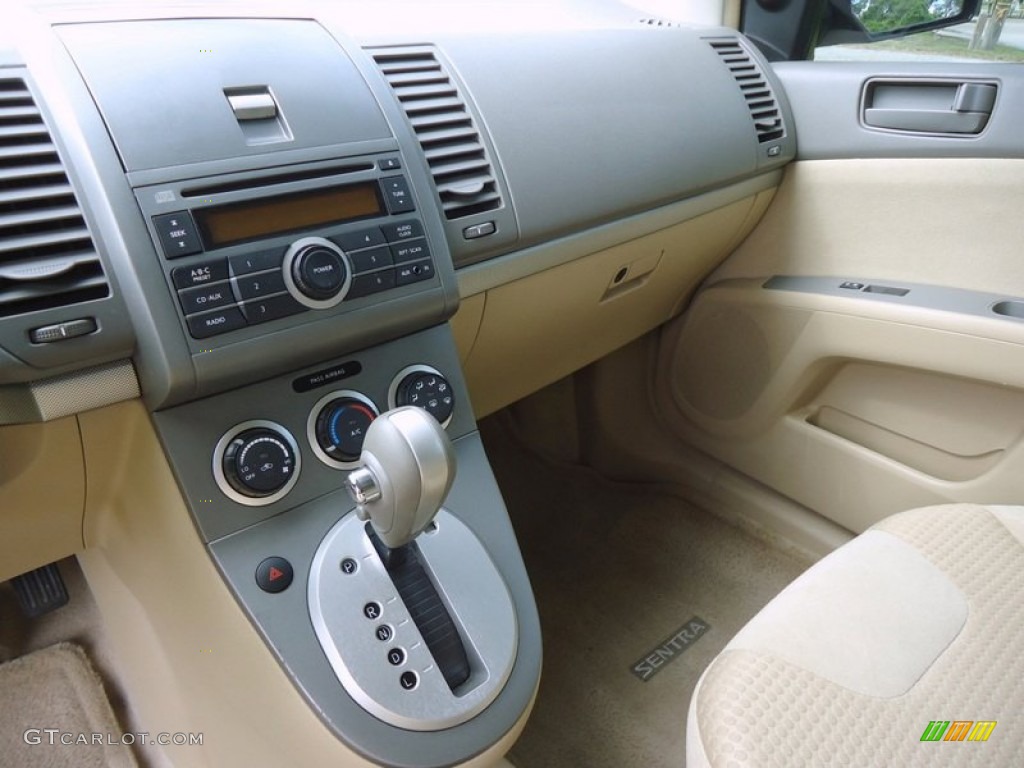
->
[344,406,456,549]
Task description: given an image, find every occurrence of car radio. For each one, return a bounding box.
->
[135,155,439,343]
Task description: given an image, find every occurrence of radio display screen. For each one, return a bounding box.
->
[195,182,384,248]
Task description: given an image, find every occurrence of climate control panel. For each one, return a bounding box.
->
[211,364,455,506]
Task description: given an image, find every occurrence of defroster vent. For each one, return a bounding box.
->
[0,78,108,318]
[371,48,502,220]
[708,38,785,143]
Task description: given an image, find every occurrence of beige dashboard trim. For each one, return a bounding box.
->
[76,400,531,768]
[457,170,783,298]
[461,195,765,418]
[0,416,85,582]
[711,158,1024,299]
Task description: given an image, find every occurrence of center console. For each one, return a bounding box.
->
[47,14,540,768]
[153,326,538,765]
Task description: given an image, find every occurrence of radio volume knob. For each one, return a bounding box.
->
[282,237,352,309]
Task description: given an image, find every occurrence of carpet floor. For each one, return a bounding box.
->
[0,642,136,768]
[0,558,158,767]
[481,415,812,768]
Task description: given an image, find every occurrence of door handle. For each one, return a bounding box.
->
[862,81,996,135]
[863,107,989,133]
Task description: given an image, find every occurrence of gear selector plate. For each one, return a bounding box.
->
[308,508,518,731]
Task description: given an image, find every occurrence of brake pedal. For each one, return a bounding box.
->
[11,563,69,618]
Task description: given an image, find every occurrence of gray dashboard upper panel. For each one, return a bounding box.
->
[436,27,787,247]
[59,19,393,173]
[6,2,796,409]
[774,62,1024,160]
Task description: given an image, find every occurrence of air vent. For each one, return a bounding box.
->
[0,78,108,318]
[371,48,502,220]
[708,38,785,143]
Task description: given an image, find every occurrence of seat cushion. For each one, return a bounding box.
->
[687,503,1024,767]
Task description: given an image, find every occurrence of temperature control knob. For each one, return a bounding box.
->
[314,396,378,465]
[393,367,454,427]
[221,427,298,498]
[283,236,352,309]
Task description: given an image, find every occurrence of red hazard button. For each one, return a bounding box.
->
[256,556,293,594]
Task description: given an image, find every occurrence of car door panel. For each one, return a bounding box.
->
[655,61,1024,534]
[773,62,1024,159]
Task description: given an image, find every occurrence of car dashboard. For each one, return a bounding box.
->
[0,1,794,766]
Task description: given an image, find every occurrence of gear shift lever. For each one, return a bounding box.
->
[343,406,470,690]
[344,406,456,550]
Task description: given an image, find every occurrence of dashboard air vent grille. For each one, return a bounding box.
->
[371,48,502,220]
[708,38,785,143]
[0,78,108,318]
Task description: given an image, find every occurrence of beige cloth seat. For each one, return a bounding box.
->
[687,503,1024,767]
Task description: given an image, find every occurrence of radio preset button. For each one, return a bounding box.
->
[179,282,235,315]
[229,249,284,276]
[390,240,430,265]
[187,306,247,339]
[172,259,229,289]
[235,270,287,300]
[381,220,423,243]
[241,294,305,325]
[381,177,416,214]
[153,211,202,259]
[348,269,397,299]
[332,228,386,253]
[349,246,393,274]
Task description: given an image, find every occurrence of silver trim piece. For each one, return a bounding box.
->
[227,91,278,121]
[308,508,518,731]
[306,389,379,469]
[345,467,381,506]
[212,419,301,506]
[356,406,455,549]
